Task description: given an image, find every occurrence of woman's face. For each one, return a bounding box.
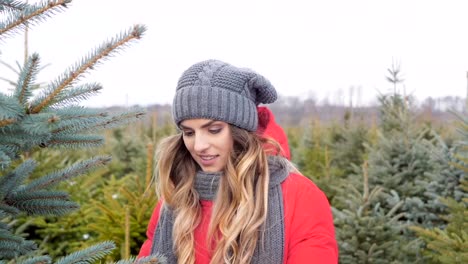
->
[179,119,234,173]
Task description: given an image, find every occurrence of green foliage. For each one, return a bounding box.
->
[0,0,164,262]
[410,113,468,263]
[0,0,70,40]
[293,113,372,205]
[0,11,463,262]
[333,162,405,263]
[31,171,156,260]
[104,128,147,178]
[329,116,371,178]
[331,61,466,263]
[292,119,343,204]
[378,93,409,135]
[368,128,440,224]
[84,172,156,260]
[294,119,333,180]
[29,168,108,256]
[380,60,407,135]
[411,192,468,263]
[361,94,443,261]
[54,241,115,264]
[24,121,168,261]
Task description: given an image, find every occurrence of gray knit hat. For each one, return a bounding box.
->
[172,60,277,132]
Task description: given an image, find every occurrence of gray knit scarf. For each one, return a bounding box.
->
[150,156,290,264]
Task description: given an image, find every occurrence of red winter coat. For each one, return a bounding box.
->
[138,107,338,263]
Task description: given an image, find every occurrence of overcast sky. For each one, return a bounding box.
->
[1,0,468,107]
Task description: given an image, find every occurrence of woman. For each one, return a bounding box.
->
[138,60,338,264]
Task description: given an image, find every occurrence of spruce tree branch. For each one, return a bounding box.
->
[18,255,51,264]
[30,24,146,114]
[0,210,6,218]
[47,82,103,108]
[8,190,70,203]
[0,238,36,258]
[50,117,106,134]
[48,107,107,134]
[0,93,22,114]
[19,112,58,135]
[386,200,404,218]
[54,241,115,264]
[84,109,146,131]
[0,118,16,127]
[0,0,26,13]
[0,229,23,243]
[19,156,111,192]
[0,150,12,170]
[11,199,79,215]
[0,159,35,200]
[15,53,40,104]
[0,203,20,215]
[362,160,369,202]
[0,0,71,39]
[46,136,104,148]
[51,106,105,119]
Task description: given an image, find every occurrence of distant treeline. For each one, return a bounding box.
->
[107,95,467,128]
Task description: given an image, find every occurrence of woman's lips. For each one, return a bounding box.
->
[199,155,219,166]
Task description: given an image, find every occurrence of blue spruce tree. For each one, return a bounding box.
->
[366,63,452,261]
[410,112,467,263]
[333,161,405,263]
[0,1,165,263]
[333,62,457,263]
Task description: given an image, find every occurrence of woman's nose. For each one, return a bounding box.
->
[193,134,209,152]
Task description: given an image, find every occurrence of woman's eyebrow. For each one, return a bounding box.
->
[178,124,190,130]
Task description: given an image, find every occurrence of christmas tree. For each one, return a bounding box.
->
[0,0,164,262]
[365,65,442,261]
[410,113,468,263]
[333,62,458,262]
[333,161,405,263]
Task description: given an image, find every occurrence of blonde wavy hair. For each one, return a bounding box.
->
[155,124,280,264]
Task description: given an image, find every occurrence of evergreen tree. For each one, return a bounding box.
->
[333,161,404,263]
[367,116,439,227]
[410,113,468,263]
[334,63,452,263]
[365,64,461,262]
[294,119,330,180]
[0,0,164,262]
[365,68,440,261]
[422,121,465,229]
[293,119,344,203]
[17,116,177,260]
[329,113,371,179]
[411,184,468,263]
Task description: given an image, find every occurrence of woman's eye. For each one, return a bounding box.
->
[209,129,221,134]
[183,131,194,137]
